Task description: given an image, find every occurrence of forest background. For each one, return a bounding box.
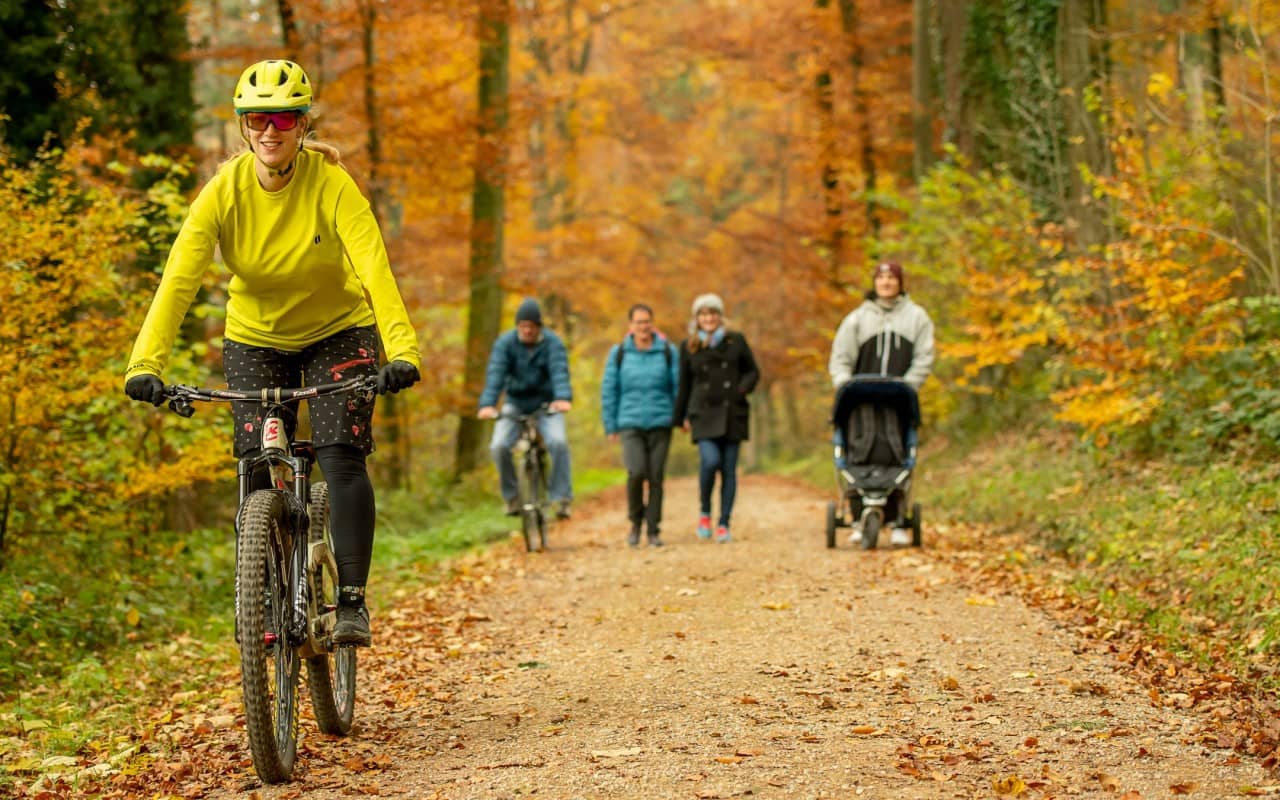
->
[3,0,1280,782]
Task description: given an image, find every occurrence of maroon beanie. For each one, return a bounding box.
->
[874,261,904,290]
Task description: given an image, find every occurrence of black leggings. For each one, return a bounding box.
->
[247,443,375,588]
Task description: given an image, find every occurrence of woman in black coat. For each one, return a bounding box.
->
[674,293,760,543]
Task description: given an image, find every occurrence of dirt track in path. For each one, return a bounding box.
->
[188,475,1271,799]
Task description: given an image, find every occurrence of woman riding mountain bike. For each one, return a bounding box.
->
[123,59,422,647]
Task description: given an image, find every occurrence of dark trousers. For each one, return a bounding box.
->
[620,427,672,535]
[245,444,374,588]
[697,437,740,527]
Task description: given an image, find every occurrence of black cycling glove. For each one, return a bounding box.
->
[376,361,420,395]
[124,374,166,406]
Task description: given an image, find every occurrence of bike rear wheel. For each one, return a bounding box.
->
[305,482,356,735]
[237,490,301,783]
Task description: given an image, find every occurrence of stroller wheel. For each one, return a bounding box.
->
[825,501,838,549]
[861,512,880,550]
[910,503,922,547]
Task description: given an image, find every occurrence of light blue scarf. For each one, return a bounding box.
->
[697,327,726,347]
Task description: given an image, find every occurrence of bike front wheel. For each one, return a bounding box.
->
[305,482,356,735]
[519,453,546,553]
[237,490,301,783]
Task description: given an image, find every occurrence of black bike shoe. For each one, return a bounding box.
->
[334,604,372,647]
[504,497,521,516]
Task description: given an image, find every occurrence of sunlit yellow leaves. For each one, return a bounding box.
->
[1146,71,1174,100]
[991,774,1027,796]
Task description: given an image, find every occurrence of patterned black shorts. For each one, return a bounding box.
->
[223,326,380,457]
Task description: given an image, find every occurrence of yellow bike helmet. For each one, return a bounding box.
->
[233,59,312,114]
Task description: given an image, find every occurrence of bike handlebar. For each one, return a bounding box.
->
[161,375,379,418]
[494,406,559,422]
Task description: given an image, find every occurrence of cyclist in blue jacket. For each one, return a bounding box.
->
[601,303,680,547]
[477,298,574,518]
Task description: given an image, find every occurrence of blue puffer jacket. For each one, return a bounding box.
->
[601,334,680,434]
[478,328,573,414]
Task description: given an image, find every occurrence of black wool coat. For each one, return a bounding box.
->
[674,330,761,442]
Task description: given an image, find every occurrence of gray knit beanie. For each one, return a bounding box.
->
[691,293,725,316]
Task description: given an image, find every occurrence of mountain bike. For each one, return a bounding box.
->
[500,407,555,553]
[160,375,377,783]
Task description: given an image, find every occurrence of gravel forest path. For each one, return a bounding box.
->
[190,474,1271,800]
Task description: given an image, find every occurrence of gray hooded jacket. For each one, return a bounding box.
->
[828,293,935,390]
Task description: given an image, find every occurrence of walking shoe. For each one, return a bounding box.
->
[333,603,372,646]
[890,527,912,547]
[714,525,732,543]
[647,531,664,547]
[504,496,520,516]
[556,500,572,520]
[696,515,713,540]
[627,524,641,548]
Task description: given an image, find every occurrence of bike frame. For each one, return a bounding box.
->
[166,377,375,653]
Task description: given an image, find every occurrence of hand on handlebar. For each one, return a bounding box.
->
[377,360,420,395]
[125,374,165,406]
[477,406,498,420]
[549,400,572,413]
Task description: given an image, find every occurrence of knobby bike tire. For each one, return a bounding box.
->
[305,482,356,735]
[520,453,541,553]
[536,448,549,550]
[237,490,301,783]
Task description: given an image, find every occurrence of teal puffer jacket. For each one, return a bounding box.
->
[601,334,679,434]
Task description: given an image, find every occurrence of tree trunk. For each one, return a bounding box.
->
[1057,0,1109,252]
[838,0,880,237]
[910,0,934,180]
[355,0,409,489]
[1207,19,1224,110]
[814,0,845,288]
[937,0,971,158]
[276,0,299,60]
[456,0,512,477]
[0,395,15,569]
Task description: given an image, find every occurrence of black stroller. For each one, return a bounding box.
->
[825,376,922,549]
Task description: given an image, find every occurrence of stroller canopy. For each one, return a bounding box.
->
[832,376,920,469]
[832,376,920,432]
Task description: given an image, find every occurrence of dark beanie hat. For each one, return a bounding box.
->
[874,261,905,290]
[515,297,543,326]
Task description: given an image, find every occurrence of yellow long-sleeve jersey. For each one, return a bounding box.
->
[126,149,421,380]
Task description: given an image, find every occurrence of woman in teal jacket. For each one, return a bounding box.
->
[601,304,680,547]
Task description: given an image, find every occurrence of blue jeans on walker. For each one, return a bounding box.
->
[697,437,739,527]
[489,404,573,504]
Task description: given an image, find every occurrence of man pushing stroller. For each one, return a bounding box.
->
[828,261,935,546]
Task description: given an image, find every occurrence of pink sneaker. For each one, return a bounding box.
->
[714,525,732,543]
[696,515,712,540]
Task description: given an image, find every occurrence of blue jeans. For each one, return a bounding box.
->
[489,404,573,504]
[697,437,739,527]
